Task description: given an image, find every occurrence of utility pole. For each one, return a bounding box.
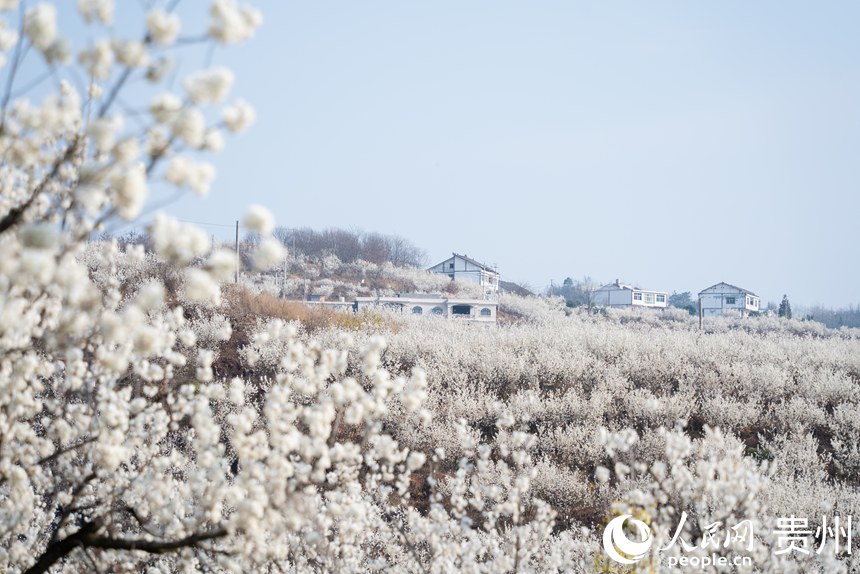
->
[234,220,239,283]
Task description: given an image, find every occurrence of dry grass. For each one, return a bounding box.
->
[207,286,394,380]
[223,286,390,333]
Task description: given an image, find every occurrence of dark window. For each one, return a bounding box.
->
[452,305,471,315]
[726,297,736,305]
[479,308,492,316]
[412,306,423,315]
[431,306,444,315]
[449,262,454,269]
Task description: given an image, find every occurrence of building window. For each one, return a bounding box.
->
[644,293,656,304]
[726,297,736,305]
[633,292,643,301]
[449,262,454,269]
[479,308,492,317]
[412,306,423,315]
[431,306,444,315]
[452,305,471,316]
[656,294,666,303]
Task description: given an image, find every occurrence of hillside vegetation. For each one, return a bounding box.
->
[73,245,860,571]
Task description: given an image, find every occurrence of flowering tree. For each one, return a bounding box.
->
[0,1,343,571]
[0,2,568,572]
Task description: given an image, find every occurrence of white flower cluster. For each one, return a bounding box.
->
[0,0,263,247]
[77,0,114,26]
[149,214,211,265]
[184,67,235,105]
[146,8,180,46]
[222,98,256,133]
[241,205,286,271]
[24,3,57,51]
[165,155,216,197]
[209,0,262,44]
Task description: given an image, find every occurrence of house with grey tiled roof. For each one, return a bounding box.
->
[698,282,760,317]
[428,253,499,300]
[593,279,668,308]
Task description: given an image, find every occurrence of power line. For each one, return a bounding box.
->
[175,219,249,230]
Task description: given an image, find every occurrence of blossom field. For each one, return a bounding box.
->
[1,1,859,572]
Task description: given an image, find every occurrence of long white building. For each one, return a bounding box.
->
[592,280,668,309]
[354,294,497,323]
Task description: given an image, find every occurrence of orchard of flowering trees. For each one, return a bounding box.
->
[2,1,860,573]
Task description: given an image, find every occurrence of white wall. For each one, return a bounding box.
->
[631,291,668,308]
[429,255,499,298]
[700,289,760,316]
[609,289,633,306]
[593,288,667,308]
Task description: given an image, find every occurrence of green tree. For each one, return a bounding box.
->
[668,291,697,315]
[557,276,598,308]
[778,294,792,319]
[668,291,693,308]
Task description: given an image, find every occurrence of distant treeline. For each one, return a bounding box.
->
[273,227,426,267]
[797,305,860,329]
[101,226,426,269]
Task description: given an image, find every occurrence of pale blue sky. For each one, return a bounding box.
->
[60,2,860,306]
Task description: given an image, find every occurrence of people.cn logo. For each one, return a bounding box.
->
[602,514,654,564]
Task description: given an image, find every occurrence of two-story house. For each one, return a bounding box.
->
[698,282,760,317]
[428,253,499,300]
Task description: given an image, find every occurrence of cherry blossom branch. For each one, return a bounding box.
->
[0,133,82,234]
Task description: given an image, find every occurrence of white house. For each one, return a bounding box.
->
[698,282,760,317]
[354,294,497,323]
[592,280,668,309]
[428,253,499,300]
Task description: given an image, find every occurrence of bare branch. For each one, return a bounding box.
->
[97,67,134,118]
[36,436,98,466]
[89,527,228,553]
[26,523,228,574]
